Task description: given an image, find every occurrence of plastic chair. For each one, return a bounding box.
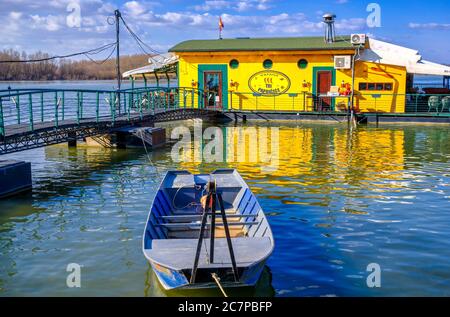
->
[441,97,450,113]
[428,96,441,113]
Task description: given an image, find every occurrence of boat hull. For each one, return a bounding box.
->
[143,169,274,292]
[149,259,268,291]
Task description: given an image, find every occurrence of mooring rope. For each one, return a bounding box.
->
[137,128,164,185]
[211,273,228,297]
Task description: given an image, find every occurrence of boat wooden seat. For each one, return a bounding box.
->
[167,226,246,239]
[172,208,237,215]
[156,220,257,239]
[144,237,272,270]
[158,213,258,221]
[155,221,259,229]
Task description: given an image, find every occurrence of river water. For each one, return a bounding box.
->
[0,81,449,297]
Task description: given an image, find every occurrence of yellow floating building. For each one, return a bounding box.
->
[124,19,450,116]
[170,36,410,113]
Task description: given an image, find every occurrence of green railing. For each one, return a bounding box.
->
[229,91,351,112]
[2,89,449,139]
[228,92,450,114]
[0,87,209,139]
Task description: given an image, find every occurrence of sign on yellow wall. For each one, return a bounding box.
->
[248,70,291,96]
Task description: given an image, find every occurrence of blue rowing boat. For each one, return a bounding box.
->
[143,169,274,290]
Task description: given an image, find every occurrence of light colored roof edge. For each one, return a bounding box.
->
[408,60,450,76]
[361,38,450,76]
[122,53,178,78]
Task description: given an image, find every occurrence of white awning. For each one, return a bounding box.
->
[407,60,450,77]
[360,38,450,76]
[122,53,179,78]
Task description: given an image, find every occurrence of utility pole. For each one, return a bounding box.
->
[115,9,121,91]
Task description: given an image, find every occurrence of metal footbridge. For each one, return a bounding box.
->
[0,87,221,154]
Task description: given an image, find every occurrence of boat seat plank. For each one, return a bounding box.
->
[167,227,246,239]
[154,221,259,228]
[144,237,272,270]
[172,208,236,215]
[158,213,259,220]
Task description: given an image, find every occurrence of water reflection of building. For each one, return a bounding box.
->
[176,124,406,188]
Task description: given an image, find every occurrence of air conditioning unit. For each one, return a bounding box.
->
[351,33,366,45]
[334,56,351,69]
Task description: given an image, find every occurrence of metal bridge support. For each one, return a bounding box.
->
[68,132,77,147]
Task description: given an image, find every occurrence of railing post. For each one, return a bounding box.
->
[230,91,233,110]
[15,94,20,124]
[62,91,65,121]
[122,92,126,114]
[415,94,418,113]
[127,92,131,121]
[139,92,143,119]
[76,92,80,125]
[113,93,117,125]
[55,91,58,128]
[40,92,44,122]
[151,92,155,112]
[164,90,167,110]
[28,93,34,132]
[110,92,116,126]
[128,90,132,114]
[80,92,84,119]
[96,92,100,123]
[0,98,5,140]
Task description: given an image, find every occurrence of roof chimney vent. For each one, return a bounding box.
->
[323,13,336,44]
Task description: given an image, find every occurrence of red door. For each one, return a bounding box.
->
[317,71,332,111]
[203,71,223,109]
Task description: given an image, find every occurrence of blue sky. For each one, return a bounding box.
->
[0,0,449,63]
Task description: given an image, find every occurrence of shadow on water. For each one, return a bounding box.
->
[144,263,275,297]
[0,144,170,225]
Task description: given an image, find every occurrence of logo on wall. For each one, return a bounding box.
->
[248,71,291,96]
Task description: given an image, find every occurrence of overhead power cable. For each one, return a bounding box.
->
[119,15,162,58]
[83,44,118,65]
[0,42,117,64]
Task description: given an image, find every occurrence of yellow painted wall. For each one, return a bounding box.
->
[353,62,407,113]
[176,50,407,113]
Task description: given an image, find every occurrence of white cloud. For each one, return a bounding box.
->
[30,14,63,31]
[194,0,231,11]
[194,0,272,12]
[255,0,271,10]
[236,2,250,12]
[124,1,147,16]
[335,18,366,31]
[9,11,23,20]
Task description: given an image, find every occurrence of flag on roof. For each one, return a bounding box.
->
[219,16,224,31]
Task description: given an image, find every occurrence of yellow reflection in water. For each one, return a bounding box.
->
[176,125,405,189]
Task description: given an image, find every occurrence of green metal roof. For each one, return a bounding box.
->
[169,36,356,53]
